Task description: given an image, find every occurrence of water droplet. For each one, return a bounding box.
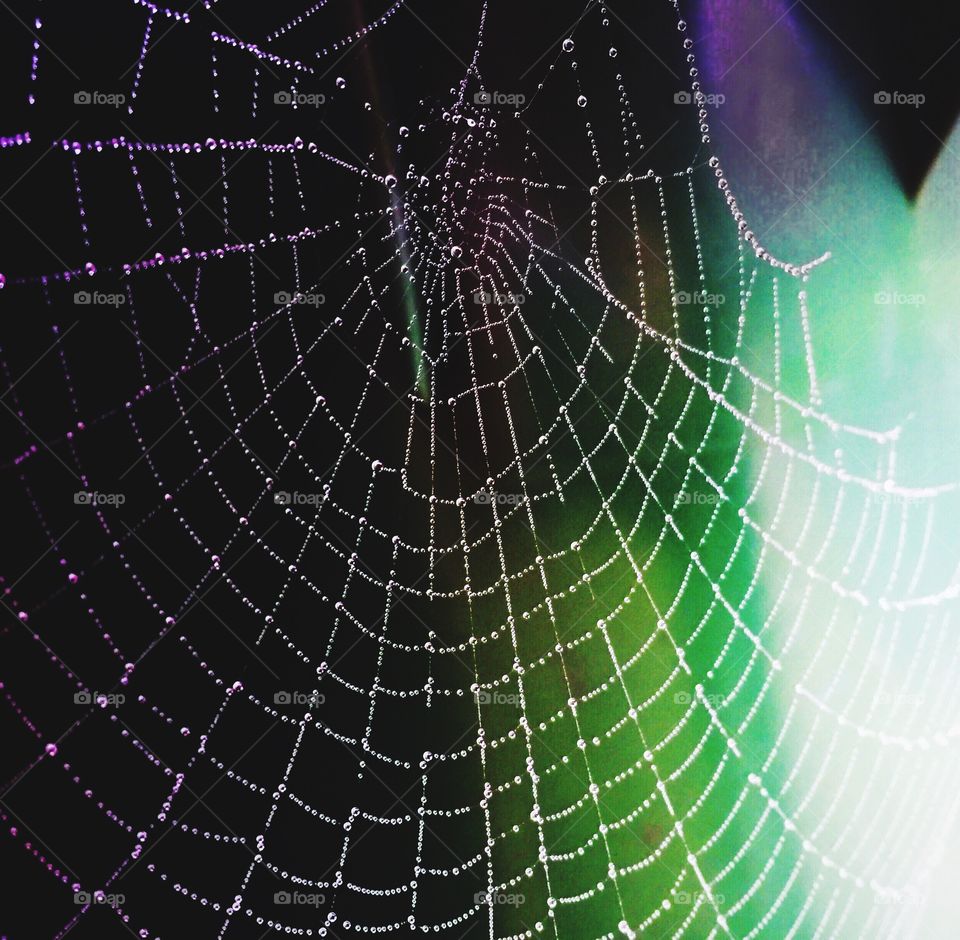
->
[577,95,587,107]
[562,38,575,53]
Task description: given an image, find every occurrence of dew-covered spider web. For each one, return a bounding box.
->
[2,1,960,939]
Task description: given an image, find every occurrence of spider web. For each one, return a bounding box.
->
[1,1,959,939]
